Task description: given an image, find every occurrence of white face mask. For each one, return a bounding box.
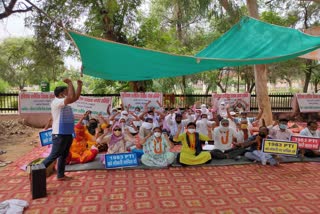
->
[310,130,316,135]
[154,132,161,137]
[121,116,128,121]
[142,122,153,130]
[201,118,208,123]
[187,128,196,134]
[220,127,229,132]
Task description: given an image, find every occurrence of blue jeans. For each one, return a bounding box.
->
[42,134,73,178]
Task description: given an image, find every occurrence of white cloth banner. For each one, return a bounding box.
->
[120,92,163,111]
[19,92,112,116]
[211,93,251,116]
[296,93,320,112]
[19,92,55,113]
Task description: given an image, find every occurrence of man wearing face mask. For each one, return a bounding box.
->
[165,111,191,144]
[236,119,251,143]
[212,119,245,159]
[299,120,320,157]
[226,105,263,131]
[174,122,213,166]
[269,118,293,141]
[139,118,154,140]
[196,113,215,138]
[140,127,175,167]
[243,126,279,165]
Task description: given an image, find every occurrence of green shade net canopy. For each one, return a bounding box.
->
[69,16,320,81]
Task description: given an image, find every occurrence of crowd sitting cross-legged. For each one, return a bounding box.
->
[71,102,320,167]
[40,90,320,181]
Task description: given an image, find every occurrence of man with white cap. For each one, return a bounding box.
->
[165,111,191,144]
[196,113,215,138]
[212,119,246,159]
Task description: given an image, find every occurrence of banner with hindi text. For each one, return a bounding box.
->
[211,93,250,116]
[19,92,112,117]
[120,92,163,111]
[296,93,320,112]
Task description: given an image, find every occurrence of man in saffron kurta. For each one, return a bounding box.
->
[174,122,212,165]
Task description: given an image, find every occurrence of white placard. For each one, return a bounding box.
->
[296,93,320,112]
[120,92,163,111]
[211,93,250,116]
[19,92,113,116]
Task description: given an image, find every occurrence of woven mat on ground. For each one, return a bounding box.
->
[65,153,320,172]
[14,146,320,172]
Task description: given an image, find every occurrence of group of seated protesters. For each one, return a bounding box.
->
[62,101,320,168]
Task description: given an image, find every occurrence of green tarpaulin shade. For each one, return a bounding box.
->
[69,16,320,81]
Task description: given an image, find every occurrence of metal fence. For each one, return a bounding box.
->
[0,92,294,114]
[0,93,19,113]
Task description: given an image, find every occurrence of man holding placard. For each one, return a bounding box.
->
[299,120,320,157]
[42,79,82,181]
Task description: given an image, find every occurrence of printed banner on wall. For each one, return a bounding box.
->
[120,92,163,111]
[19,92,55,113]
[211,93,250,116]
[19,92,112,116]
[296,93,320,112]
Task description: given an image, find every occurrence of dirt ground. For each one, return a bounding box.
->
[0,115,42,171]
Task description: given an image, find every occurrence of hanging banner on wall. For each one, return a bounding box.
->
[120,92,163,111]
[19,92,113,116]
[19,92,55,114]
[211,93,250,116]
[295,93,320,112]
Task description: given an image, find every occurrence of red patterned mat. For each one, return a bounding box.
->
[1,147,320,214]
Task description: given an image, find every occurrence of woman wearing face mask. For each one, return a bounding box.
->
[299,120,320,157]
[174,122,212,166]
[96,124,136,159]
[140,127,175,167]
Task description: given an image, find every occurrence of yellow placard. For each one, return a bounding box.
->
[262,139,298,156]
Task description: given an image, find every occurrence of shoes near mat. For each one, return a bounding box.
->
[57,175,73,181]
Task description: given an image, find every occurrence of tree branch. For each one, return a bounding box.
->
[0,0,32,20]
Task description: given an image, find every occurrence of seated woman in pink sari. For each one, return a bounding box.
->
[96,124,136,163]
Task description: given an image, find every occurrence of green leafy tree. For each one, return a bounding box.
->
[0,78,10,93]
[0,37,64,90]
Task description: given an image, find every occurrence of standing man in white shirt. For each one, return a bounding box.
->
[42,79,82,181]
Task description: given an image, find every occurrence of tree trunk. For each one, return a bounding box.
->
[205,83,213,95]
[284,78,292,90]
[246,0,273,125]
[249,82,255,93]
[303,59,313,92]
